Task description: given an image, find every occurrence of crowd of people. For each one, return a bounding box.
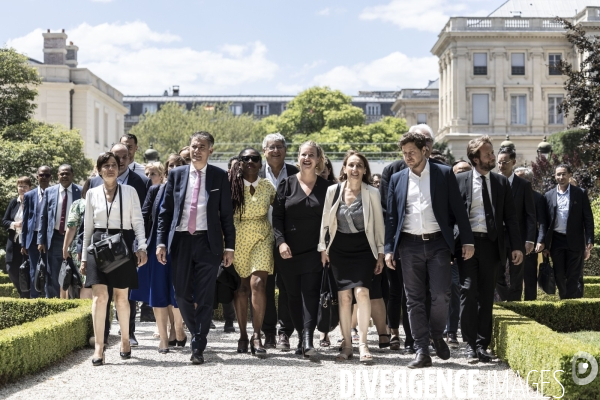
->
[2,125,594,369]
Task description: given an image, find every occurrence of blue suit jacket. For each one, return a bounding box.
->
[21,189,43,249]
[38,183,82,248]
[142,183,166,245]
[157,164,235,254]
[384,161,474,258]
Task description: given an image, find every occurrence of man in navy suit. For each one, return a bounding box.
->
[157,131,235,365]
[89,143,151,346]
[537,164,594,299]
[384,131,474,368]
[20,166,52,298]
[38,164,82,298]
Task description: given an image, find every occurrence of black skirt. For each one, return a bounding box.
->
[84,229,138,289]
[329,231,376,292]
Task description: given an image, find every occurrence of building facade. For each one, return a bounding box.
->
[431,1,600,163]
[392,79,440,134]
[30,30,127,159]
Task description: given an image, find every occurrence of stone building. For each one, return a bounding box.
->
[29,30,127,158]
[392,79,439,135]
[431,0,600,163]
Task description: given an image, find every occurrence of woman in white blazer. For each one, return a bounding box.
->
[318,150,384,364]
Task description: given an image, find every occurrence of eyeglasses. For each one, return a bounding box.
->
[38,173,51,178]
[17,185,30,189]
[497,161,512,165]
[240,155,261,163]
[267,145,285,152]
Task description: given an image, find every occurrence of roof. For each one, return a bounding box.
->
[123,95,396,103]
[488,0,600,18]
[425,79,439,89]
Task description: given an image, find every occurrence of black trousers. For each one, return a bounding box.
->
[523,252,539,301]
[104,287,136,342]
[457,235,500,351]
[386,260,430,346]
[263,265,294,337]
[171,232,220,353]
[278,268,321,334]
[6,244,29,298]
[496,247,525,302]
[550,232,584,300]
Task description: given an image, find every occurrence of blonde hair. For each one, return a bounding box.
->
[145,161,165,179]
[298,141,325,174]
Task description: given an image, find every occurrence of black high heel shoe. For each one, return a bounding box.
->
[120,345,132,359]
[176,336,187,348]
[302,330,316,357]
[168,339,177,347]
[237,335,249,353]
[92,351,105,366]
[379,334,391,349]
[250,333,266,357]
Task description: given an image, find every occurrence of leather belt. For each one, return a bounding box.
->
[180,230,207,236]
[473,232,488,238]
[401,231,442,241]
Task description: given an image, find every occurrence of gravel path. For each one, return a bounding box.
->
[0,320,538,399]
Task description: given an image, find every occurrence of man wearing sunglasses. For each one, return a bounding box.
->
[20,166,52,298]
[258,132,298,350]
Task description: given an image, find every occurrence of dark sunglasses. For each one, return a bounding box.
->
[240,155,260,163]
[38,173,51,178]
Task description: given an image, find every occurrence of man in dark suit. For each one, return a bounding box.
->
[89,143,151,346]
[259,132,298,349]
[380,124,439,354]
[20,166,52,298]
[537,164,594,299]
[157,131,235,364]
[385,131,474,368]
[514,167,545,300]
[495,147,536,301]
[38,164,82,298]
[120,134,146,178]
[455,135,522,363]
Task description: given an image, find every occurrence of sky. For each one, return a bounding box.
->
[2,0,496,96]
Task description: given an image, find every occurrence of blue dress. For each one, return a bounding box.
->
[130,191,177,307]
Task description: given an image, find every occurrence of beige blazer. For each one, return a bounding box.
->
[318,181,385,258]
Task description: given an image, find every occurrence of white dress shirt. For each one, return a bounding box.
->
[401,161,441,235]
[554,184,570,234]
[54,185,74,231]
[11,198,24,241]
[128,161,146,178]
[508,172,514,185]
[265,164,288,224]
[469,169,494,233]
[177,165,208,232]
[81,184,147,262]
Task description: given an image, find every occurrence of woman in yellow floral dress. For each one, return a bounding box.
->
[229,148,276,356]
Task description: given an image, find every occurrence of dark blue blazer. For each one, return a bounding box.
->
[384,161,474,258]
[157,164,235,254]
[142,183,166,245]
[89,171,151,208]
[3,198,22,263]
[21,188,44,249]
[38,183,82,248]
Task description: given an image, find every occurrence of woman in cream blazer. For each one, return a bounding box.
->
[318,151,385,364]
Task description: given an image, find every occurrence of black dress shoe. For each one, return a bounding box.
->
[407,353,432,369]
[432,338,450,360]
[190,352,204,365]
[120,350,132,359]
[264,333,276,349]
[446,332,459,349]
[176,336,187,348]
[210,321,216,330]
[158,347,169,354]
[224,321,235,333]
[302,330,316,357]
[278,332,291,350]
[403,344,416,354]
[477,348,492,363]
[465,346,478,364]
[129,334,139,347]
[294,334,303,355]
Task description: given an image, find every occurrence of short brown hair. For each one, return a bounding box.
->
[17,176,32,187]
[96,152,120,172]
[165,154,187,171]
[190,131,214,147]
[466,135,493,166]
[399,132,428,150]
[339,150,372,185]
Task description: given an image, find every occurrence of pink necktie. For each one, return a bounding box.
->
[188,170,201,234]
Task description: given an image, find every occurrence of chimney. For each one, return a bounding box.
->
[172,85,180,96]
[42,29,68,65]
[65,41,78,68]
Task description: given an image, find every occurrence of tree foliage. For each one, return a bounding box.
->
[130,102,262,162]
[0,48,41,130]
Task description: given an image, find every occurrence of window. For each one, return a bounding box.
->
[548,95,564,124]
[473,53,487,75]
[254,104,269,116]
[511,53,525,75]
[229,104,242,115]
[94,107,99,144]
[549,54,562,75]
[103,111,109,148]
[142,103,158,114]
[472,94,489,125]
[417,113,427,124]
[511,95,527,125]
[124,103,131,115]
[366,103,381,116]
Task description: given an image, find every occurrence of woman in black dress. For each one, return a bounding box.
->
[319,150,385,364]
[273,141,334,357]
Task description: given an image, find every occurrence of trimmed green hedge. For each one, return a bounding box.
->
[584,276,600,284]
[492,306,600,400]
[0,299,92,385]
[0,299,81,330]
[0,272,10,284]
[499,299,600,332]
[584,246,600,276]
[0,283,18,298]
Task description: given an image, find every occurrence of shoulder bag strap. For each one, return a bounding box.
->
[118,184,123,234]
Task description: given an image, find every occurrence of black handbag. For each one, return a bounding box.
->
[317,265,339,333]
[538,255,556,295]
[19,259,30,292]
[70,257,83,289]
[87,185,130,274]
[58,259,72,291]
[34,257,46,294]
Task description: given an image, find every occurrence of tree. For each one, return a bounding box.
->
[0,121,93,245]
[131,102,262,162]
[0,48,41,130]
[433,141,456,165]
